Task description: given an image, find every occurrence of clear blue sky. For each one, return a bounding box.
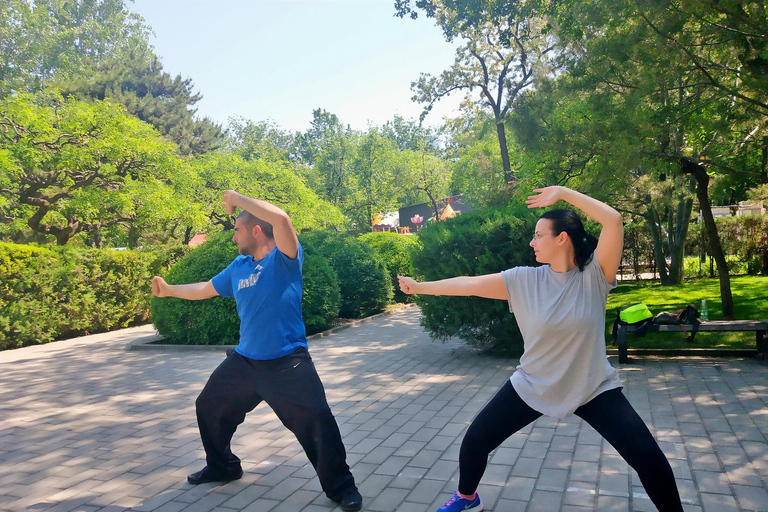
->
[129,0,463,133]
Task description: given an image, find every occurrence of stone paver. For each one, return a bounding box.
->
[1,307,767,511]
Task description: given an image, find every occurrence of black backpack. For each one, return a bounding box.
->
[652,304,701,342]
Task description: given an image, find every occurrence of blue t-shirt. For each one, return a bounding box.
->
[211,243,307,360]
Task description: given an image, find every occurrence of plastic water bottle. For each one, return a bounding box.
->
[700,299,709,322]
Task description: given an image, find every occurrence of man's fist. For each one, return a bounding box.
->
[222,190,240,215]
[151,276,168,297]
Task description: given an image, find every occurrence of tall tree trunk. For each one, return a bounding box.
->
[645,207,670,284]
[666,179,695,284]
[682,160,734,319]
[495,118,513,184]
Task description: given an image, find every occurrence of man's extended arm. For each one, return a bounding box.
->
[151,276,219,300]
[222,190,299,259]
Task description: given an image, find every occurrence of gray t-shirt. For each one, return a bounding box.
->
[501,252,622,418]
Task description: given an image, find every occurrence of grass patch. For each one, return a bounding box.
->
[606,275,768,349]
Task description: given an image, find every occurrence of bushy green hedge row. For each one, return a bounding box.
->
[411,207,539,356]
[357,231,421,303]
[151,230,392,344]
[0,242,188,350]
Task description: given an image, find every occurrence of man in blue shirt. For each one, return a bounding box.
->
[151,190,361,511]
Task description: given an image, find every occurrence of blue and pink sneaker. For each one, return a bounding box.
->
[436,491,483,512]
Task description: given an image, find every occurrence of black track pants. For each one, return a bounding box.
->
[195,347,356,502]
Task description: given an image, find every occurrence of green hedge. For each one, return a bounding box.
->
[151,229,389,345]
[0,242,187,350]
[150,230,241,345]
[411,207,539,356]
[358,231,421,303]
[302,254,341,334]
[299,231,392,319]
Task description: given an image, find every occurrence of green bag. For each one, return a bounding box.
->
[619,303,653,324]
[611,303,653,344]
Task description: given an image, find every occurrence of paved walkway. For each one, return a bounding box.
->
[1,307,767,512]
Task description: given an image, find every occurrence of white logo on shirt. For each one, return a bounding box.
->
[237,265,263,291]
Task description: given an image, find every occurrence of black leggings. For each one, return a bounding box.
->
[458,381,683,512]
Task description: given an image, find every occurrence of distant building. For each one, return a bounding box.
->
[399,195,472,230]
[709,200,764,218]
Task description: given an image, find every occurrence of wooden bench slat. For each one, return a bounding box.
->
[616,320,768,364]
[626,321,767,333]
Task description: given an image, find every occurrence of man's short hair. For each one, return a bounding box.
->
[237,210,274,239]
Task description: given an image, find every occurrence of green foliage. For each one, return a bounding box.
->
[0,241,187,350]
[411,206,538,355]
[0,91,183,246]
[683,256,748,280]
[57,53,224,155]
[190,152,347,233]
[299,231,392,318]
[358,231,421,303]
[0,243,63,349]
[0,0,152,97]
[302,254,341,334]
[151,230,240,345]
[151,229,383,344]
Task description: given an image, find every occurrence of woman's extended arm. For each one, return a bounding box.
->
[526,186,623,282]
[397,273,508,300]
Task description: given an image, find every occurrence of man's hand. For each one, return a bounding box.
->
[151,276,169,297]
[223,190,241,215]
[398,276,419,295]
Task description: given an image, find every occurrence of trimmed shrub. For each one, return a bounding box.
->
[299,231,392,318]
[150,231,351,344]
[0,243,65,349]
[0,242,188,350]
[302,254,341,334]
[358,231,421,303]
[412,207,539,356]
[151,230,240,345]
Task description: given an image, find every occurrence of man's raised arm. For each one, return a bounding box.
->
[222,190,299,259]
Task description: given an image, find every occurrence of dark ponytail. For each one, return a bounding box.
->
[540,209,597,271]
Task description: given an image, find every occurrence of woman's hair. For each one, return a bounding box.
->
[540,209,597,271]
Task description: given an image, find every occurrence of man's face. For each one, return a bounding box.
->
[232,217,258,256]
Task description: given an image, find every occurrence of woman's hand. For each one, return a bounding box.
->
[525,186,567,209]
[398,275,419,295]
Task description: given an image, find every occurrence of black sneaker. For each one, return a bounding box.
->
[339,488,362,511]
[186,466,243,485]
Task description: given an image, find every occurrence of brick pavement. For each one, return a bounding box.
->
[1,306,767,512]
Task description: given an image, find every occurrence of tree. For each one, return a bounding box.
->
[409,14,555,184]
[227,116,298,163]
[380,114,441,153]
[0,0,152,97]
[57,52,223,155]
[347,129,401,230]
[189,151,346,234]
[0,92,182,246]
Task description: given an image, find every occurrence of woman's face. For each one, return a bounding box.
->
[530,218,561,264]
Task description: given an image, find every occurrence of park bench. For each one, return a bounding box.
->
[616,320,768,364]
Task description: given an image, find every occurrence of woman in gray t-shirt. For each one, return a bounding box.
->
[398,186,683,512]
